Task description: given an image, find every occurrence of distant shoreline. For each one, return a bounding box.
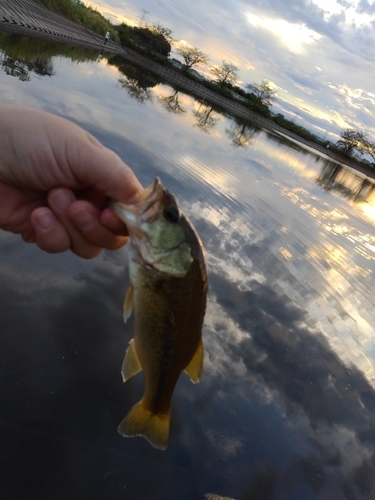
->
[1,2,375,181]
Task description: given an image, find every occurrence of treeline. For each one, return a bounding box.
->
[116,23,171,58]
[332,129,375,165]
[35,2,374,168]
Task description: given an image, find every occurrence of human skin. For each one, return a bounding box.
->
[0,104,143,258]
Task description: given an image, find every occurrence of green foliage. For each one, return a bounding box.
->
[0,31,98,64]
[0,31,99,83]
[116,24,171,57]
[33,0,119,41]
[116,23,132,46]
[244,93,271,117]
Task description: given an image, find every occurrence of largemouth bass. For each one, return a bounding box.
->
[111,178,208,450]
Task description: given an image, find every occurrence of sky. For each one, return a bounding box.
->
[88,0,375,143]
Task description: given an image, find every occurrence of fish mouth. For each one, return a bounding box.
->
[109,178,164,229]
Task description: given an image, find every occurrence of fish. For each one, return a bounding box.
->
[110,178,208,450]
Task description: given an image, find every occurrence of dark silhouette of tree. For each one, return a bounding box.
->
[336,128,365,156]
[225,120,259,147]
[246,79,276,107]
[176,45,209,69]
[1,54,54,81]
[107,55,162,89]
[361,138,375,163]
[118,77,153,103]
[210,60,239,87]
[193,102,219,133]
[116,24,171,57]
[316,159,375,203]
[1,57,30,81]
[26,57,54,77]
[147,21,174,45]
[158,90,186,114]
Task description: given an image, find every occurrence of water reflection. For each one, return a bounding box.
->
[194,102,220,133]
[225,118,260,148]
[1,29,375,499]
[186,192,375,499]
[317,159,375,204]
[159,90,186,114]
[0,31,98,82]
[107,54,162,104]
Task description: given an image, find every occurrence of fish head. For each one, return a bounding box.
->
[110,178,197,277]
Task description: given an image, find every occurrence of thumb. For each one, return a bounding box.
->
[64,131,144,204]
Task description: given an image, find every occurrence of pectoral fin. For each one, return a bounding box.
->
[184,338,203,384]
[121,339,142,382]
[123,285,134,323]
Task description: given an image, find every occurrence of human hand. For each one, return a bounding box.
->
[0,104,143,258]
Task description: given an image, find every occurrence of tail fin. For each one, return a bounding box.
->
[118,401,170,450]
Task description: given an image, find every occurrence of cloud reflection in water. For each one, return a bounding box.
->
[1,38,375,498]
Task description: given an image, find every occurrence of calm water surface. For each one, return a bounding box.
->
[1,33,375,500]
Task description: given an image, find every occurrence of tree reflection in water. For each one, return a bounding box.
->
[158,90,186,114]
[0,31,98,82]
[316,159,375,204]
[107,54,163,104]
[118,76,153,103]
[194,102,219,133]
[225,118,260,148]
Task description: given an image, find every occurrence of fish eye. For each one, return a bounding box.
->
[164,206,180,224]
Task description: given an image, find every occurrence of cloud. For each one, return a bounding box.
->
[357,0,375,15]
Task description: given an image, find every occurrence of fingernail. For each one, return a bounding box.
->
[50,189,73,212]
[73,210,95,229]
[37,212,54,231]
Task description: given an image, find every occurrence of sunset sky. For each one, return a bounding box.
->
[90,0,375,142]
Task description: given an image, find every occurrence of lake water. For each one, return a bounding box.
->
[1,32,375,500]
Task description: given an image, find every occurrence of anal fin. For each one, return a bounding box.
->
[184,337,203,384]
[121,339,142,382]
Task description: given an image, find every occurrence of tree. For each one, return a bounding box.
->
[176,45,209,69]
[361,138,375,163]
[336,129,365,156]
[246,80,276,107]
[210,60,239,87]
[147,21,174,44]
[131,26,171,57]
